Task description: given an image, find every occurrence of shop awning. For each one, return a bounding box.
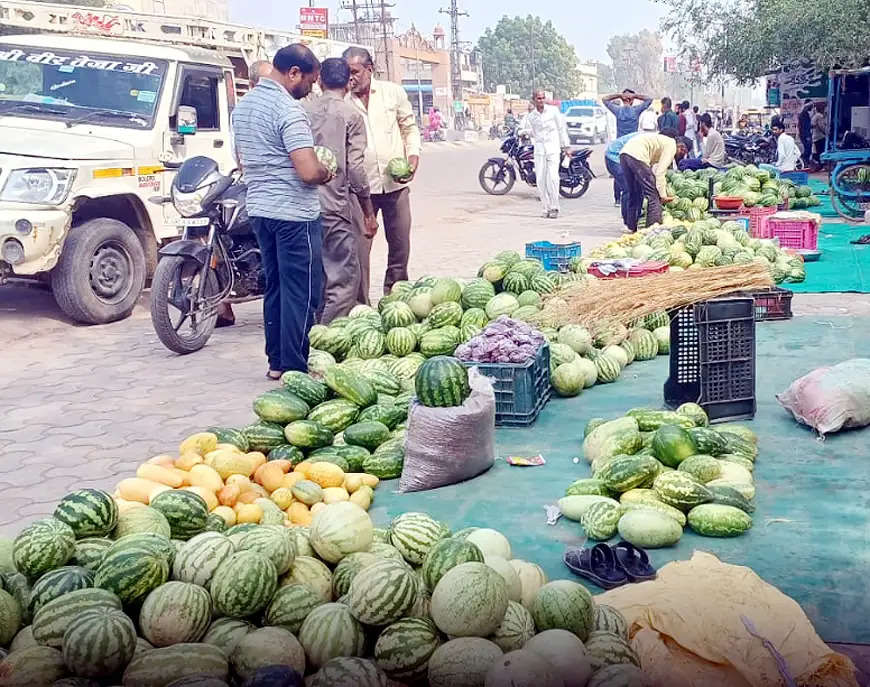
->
[402,84,433,93]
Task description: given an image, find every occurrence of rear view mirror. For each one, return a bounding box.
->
[177,105,198,135]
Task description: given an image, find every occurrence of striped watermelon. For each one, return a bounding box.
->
[418,328,459,358]
[0,589,21,646]
[225,523,259,548]
[427,302,463,328]
[113,506,171,540]
[149,490,208,541]
[230,626,306,682]
[280,556,332,603]
[243,422,288,453]
[530,273,556,294]
[264,583,324,635]
[653,471,713,510]
[531,580,595,641]
[27,565,93,614]
[62,607,137,678]
[171,531,234,588]
[0,645,67,686]
[430,278,463,305]
[236,525,297,575]
[307,399,360,434]
[206,426,251,452]
[628,329,659,361]
[593,604,629,640]
[501,271,529,294]
[415,356,470,408]
[210,550,277,618]
[13,517,75,578]
[389,512,450,565]
[380,302,417,330]
[421,537,484,590]
[201,617,255,656]
[331,552,378,598]
[584,631,641,672]
[32,587,122,649]
[313,657,386,687]
[427,637,503,687]
[358,330,386,359]
[346,559,418,626]
[139,581,211,646]
[644,310,669,330]
[122,643,229,687]
[298,602,366,670]
[309,502,373,564]
[281,371,330,407]
[70,537,113,573]
[587,664,647,687]
[385,327,417,357]
[94,546,169,605]
[253,389,310,424]
[368,542,404,563]
[360,369,402,395]
[461,279,496,310]
[593,353,622,383]
[374,616,441,682]
[53,489,118,539]
[106,533,175,565]
[489,600,535,651]
[431,562,508,637]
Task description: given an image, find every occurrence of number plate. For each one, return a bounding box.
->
[176,217,210,227]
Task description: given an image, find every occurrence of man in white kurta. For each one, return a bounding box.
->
[520,90,570,218]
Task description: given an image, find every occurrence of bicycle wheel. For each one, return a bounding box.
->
[830,162,870,222]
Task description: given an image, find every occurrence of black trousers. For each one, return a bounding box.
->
[252,216,323,373]
[620,153,662,231]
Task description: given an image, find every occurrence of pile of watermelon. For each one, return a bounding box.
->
[0,492,654,686]
[585,213,806,283]
[561,403,758,548]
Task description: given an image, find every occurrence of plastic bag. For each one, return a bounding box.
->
[777,359,870,436]
[597,551,858,687]
[399,368,495,492]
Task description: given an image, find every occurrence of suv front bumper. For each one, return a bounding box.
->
[0,205,71,275]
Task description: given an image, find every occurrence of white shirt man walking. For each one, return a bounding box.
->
[520,90,570,218]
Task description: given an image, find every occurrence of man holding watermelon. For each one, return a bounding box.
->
[343,47,421,301]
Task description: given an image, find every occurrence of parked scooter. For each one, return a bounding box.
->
[477,132,594,198]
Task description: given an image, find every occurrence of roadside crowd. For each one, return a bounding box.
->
[227,44,420,379]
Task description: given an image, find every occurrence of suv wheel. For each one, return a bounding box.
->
[51,217,146,324]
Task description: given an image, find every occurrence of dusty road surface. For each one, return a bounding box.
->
[0,139,867,535]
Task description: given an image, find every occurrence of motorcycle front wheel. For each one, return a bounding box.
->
[478,161,516,195]
[150,255,220,354]
[560,171,591,199]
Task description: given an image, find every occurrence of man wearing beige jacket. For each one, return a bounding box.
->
[344,47,421,301]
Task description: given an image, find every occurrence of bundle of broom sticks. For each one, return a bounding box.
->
[534,263,773,332]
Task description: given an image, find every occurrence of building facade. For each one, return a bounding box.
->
[107,0,228,20]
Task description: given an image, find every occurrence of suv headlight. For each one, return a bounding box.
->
[0,168,76,205]
[171,187,206,217]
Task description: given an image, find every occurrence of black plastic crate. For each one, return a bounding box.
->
[738,286,794,321]
[464,344,551,426]
[663,297,756,423]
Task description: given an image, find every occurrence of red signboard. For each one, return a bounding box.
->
[300,7,328,29]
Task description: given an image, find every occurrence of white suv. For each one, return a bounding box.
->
[565,106,607,144]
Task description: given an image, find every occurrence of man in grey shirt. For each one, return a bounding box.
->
[305,58,378,324]
[231,44,333,378]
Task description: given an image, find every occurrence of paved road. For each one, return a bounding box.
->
[0,141,620,535]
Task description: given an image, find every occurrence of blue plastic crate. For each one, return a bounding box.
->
[525,241,581,272]
[780,170,810,185]
[464,344,551,426]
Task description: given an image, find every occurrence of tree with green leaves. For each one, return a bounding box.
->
[656,0,870,81]
[476,15,580,98]
[606,30,664,95]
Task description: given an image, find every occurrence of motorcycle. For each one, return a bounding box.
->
[423,125,446,143]
[149,156,263,354]
[488,122,511,140]
[478,131,594,198]
[724,130,777,166]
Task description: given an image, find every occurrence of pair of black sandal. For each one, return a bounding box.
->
[563,541,656,590]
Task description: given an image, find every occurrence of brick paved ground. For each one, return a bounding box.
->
[0,141,868,535]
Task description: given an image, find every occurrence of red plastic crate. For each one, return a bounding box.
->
[748,206,777,238]
[764,216,819,250]
[588,261,669,280]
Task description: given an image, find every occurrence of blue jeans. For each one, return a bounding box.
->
[252,216,323,373]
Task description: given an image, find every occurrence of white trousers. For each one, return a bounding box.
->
[535,150,560,212]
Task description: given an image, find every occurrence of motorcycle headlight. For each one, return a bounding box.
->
[171,185,207,217]
[0,168,76,205]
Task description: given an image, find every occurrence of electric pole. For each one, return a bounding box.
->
[439,0,468,105]
[339,0,395,80]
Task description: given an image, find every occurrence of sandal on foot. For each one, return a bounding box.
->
[563,543,629,590]
[612,541,657,582]
[266,370,282,380]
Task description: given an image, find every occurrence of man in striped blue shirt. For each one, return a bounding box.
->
[232,44,333,378]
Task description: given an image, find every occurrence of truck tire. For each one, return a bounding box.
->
[51,217,147,325]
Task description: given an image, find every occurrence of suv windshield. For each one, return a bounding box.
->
[0,45,166,128]
[567,108,594,118]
